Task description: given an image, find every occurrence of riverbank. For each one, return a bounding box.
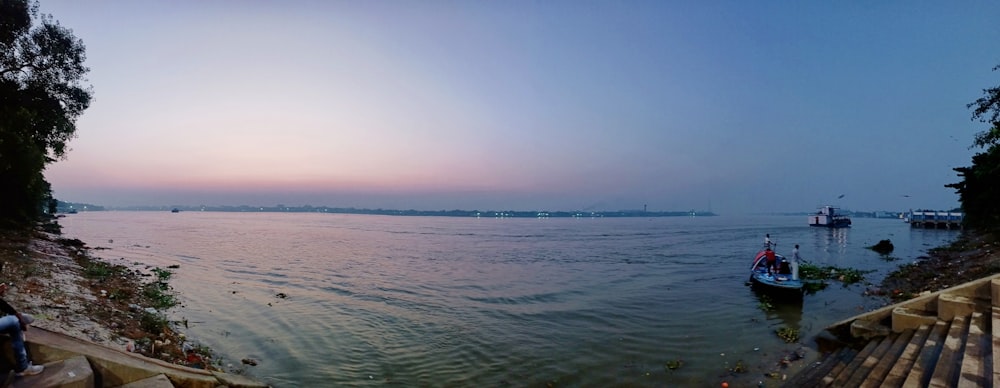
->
[0,221,215,371]
[879,230,1000,301]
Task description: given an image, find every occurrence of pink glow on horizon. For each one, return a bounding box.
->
[38,0,983,212]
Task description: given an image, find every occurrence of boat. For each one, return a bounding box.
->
[171,208,180,213]
[749,248,803,297]
[807,205,851,228]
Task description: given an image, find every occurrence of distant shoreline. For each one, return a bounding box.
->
[57,203,716,218]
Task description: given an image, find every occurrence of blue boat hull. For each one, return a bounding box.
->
[749,250,803,297]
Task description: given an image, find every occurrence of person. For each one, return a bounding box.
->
[764,247,777,275]
[764,234,774,249]
[0,283,43,377]
[790,244,802,281]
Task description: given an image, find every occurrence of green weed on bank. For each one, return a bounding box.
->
[800,263,873,285]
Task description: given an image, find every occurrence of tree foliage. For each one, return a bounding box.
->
[947,139,1000,230]
[0,0,91,223]
[950,64,1000,231]
[968,64,1000,149]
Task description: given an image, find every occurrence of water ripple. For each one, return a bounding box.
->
[58,212,961,387]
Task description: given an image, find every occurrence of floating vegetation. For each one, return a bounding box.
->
[800,263,873,285]
[757,295,775,312]
[729,360,747,373]
[776,327,799,343]
[802,280,828,294]
[664,359,684,371]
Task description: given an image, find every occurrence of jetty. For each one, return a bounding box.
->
[783,274,1000,387]
[0,328,268,387]
[907,210,964,229]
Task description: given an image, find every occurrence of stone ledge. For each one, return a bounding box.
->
[892,307,938,333]
[2,328,269,388]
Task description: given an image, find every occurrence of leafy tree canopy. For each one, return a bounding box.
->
[950,63,1000,231]
[0,0,91,223]
[968,64,1000,149]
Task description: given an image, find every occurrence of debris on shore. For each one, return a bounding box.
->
[881,232,1000,301]
[0,223,217,370]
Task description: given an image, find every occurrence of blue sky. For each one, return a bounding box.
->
[40,1,1000,213]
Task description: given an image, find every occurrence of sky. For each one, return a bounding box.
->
[38,0,1000,214]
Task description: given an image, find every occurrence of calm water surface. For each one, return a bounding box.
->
[58,212,959,387]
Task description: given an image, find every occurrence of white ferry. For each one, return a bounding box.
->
[808,206,852,228]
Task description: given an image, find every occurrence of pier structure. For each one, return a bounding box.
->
[907,210,964,229]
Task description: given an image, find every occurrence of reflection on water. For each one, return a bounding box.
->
[752,289,803,330]
[812,227,850,262]
[57,213,959,387]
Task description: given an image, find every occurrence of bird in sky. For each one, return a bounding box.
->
[837,194,845,199]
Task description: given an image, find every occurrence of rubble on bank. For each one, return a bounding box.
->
[0,223,215,370]
[880,231,1000,302]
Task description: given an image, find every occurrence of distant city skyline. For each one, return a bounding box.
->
[40,1,999,214]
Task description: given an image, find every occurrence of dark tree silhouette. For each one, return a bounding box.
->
[0,0,91,223]
[968,64,1000,148]
[949,64,1000,231]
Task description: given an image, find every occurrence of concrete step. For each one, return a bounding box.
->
[825,339,881,386]
[793,311,993,387]
[782,347,857,387]
[851,318,891,339]
[928,314,970,387]
[883,324,933,387]
[904,320,951,387]
[893,307,940,332]
[22,328,222,387]
[815,348,859,387]
[992,306,1000,387]
[940,294,977,321]
[114,373,174,388]
[958,311,989,387]
[843,332,900,386]
[786,274,1000,387]
[858,328,915,388]
[990,278,1000,308]
[10,354,93,388]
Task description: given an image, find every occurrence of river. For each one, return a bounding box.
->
[58,212,958,387]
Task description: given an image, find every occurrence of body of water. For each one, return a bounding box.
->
[58,212,959,387]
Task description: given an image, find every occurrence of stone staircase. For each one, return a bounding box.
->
[784,274,1000,387]
[0,327,269,387]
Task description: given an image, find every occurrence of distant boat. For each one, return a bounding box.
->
[807,206,851,228]
[67,209,78,214]
[171,208,180,213]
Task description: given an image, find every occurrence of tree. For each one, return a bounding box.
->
[949,64,1000,231]
[968,64,1000,148]
[0,0,91,223]
[946,139,1000,230]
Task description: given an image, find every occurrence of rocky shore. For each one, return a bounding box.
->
[879,231,1000,301]
[0,222,214,371]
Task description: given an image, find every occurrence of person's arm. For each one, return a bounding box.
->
[0,299,27,331]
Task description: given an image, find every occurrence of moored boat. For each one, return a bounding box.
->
[749,248,803,298]
[807,205,851,228]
